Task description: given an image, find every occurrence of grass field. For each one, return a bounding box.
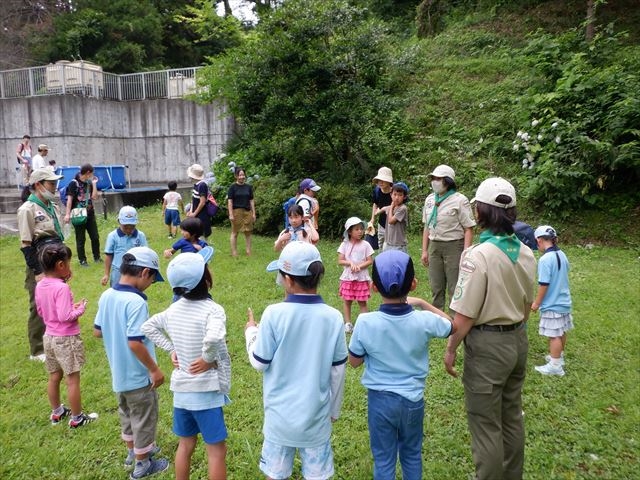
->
[0,205,638,479]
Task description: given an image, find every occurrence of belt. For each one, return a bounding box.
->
[474,321,523,332]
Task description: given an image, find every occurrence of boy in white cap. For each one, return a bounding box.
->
[531,225,573,376]
[102,206,148,287]
[142,247,230,480]
[296,178,321,230]
[94,247,169,478]
[32,144,51,170]
[348,250,453,480]
[244,242,347,480]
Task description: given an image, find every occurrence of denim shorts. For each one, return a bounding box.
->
[259,438,334,480]
[164,209,181,226]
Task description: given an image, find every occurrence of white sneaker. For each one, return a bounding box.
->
[344,323,353,334]
[535,362,565,377]
[30,353,46,362]
[545,353,565,366]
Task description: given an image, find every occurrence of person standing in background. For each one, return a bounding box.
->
[227,167,256,257]
[421,165,475,317]
[186,164,213,240]
[370,167,394,250]
[17,134,32,187]
[64,164,102,267]
[32,144,51,170]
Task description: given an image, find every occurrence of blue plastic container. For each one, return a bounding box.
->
[56,166,81,189]
[109,165,127,189]
[93,165,112,190]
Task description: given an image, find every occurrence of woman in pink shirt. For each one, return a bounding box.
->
[35,243,96,428]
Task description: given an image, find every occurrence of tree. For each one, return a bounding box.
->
[198,0,406,183]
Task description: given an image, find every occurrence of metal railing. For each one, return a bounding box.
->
[0,62,203,101]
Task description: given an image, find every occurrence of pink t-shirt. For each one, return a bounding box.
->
[337,239,374,281]
[35,277,85,336]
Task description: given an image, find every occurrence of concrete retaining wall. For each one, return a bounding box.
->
[0,96,235,187]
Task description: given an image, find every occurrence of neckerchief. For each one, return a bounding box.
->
[28,193,64,240]
[289,225,306,241]
[427,189,456,228]
[479,230,521,264]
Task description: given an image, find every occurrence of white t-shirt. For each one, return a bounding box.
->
[32,154,46,170]
[337,239,374,281]
[163,191,182,210]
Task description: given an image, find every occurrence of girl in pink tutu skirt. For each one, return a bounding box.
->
[338,217,374,333]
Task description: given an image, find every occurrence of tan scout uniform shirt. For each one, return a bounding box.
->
[450,242,536,326]
[17,200,62,244]
[422,192,475,241]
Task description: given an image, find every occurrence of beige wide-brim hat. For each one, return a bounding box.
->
[187,164,205,181]
[373,166,393,184]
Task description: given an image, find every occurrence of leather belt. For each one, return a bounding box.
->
[474,321,523,332]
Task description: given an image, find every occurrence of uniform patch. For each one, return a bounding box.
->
[460,259,476,273]
[453,285,464,300]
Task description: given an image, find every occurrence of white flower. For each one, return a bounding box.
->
[551,122,559,128]
[526,153,534,161]
[529,163,535,169]
[531,119,539,127]
[479,103,484,108]
[522,132,530,141]
[517,130,524,138]
[537,134,543,140]
[523,143,530,151]
[555,136,561,144]
[478,137,484,144]
[513,144,520,151]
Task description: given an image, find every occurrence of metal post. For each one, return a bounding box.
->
[141,73,146,100]
[28,67,35,96]
[117,75,122,101]
[61,65,66,95]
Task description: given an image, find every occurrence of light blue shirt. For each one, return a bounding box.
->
[94,284,156,393]
[348,303,452,402]
[104,228,147,286]
[253,294,348,448]
[538,247,572,313]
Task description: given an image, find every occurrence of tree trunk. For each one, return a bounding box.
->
[586,0,596,41]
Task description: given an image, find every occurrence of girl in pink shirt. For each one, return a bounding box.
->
[35,243,95,428]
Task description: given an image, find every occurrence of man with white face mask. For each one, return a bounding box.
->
[17,168,65,362]
[421,165,475,316]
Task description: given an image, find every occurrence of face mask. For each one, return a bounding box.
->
[41,189,57,202]
[431,180,446,194]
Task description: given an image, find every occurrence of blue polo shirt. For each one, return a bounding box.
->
[94,284,156,393]
[104,227,148,270]
[537,246,572,313]
[349,303,452,402]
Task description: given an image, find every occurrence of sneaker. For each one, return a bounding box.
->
[545,353,565,366]
[79,260,89,267]
[50,405,71,425]
[94,257,103,263]
[69,412,98,428]
[30,353,46,362]
[535,362,565,377]
[167,235,174,239]
[125,445,161,470]
[344,322,353,334]
[130,458,170,479]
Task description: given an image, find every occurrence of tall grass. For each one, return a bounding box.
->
[0,205,638,479]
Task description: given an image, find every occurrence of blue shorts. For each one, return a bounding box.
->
[259,439,334,480]
[173,407,227,444]
[164,209,181,226]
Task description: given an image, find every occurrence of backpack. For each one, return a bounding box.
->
[282,196,297,228]
[206,192,219,217]
[58,181,73,207]
[513,221,537,251]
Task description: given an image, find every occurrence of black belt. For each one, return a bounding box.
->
[474,321,523,332]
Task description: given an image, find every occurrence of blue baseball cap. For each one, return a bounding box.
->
[266,241,322,277]
[299,178,321,192]
[167,246,214,292]
[372,250,415,298]
[118,206,138,225]
[126,247,164,282]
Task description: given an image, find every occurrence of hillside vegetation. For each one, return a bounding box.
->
[199,0,640,246]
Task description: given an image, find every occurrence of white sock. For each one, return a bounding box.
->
[549,357,562,366]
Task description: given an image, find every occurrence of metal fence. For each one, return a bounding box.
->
[0,62,203,101]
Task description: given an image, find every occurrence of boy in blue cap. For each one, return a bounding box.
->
[348,250,454,480]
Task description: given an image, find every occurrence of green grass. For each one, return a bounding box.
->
[1,205,639,479]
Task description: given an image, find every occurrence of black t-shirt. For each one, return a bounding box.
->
[227,183,254,211]
[67,177,94,213]
[373,186,392,227]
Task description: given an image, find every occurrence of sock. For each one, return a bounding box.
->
[52,405,65,416]
[549,357,562,366]
[72,413,84,421]
[135,458,151,470]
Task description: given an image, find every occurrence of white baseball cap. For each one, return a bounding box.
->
[267,241,322,277]
[428,164,455,180]
[118,206,138,225]
[472,177,516,209]
[126,247,164,282]
[534,225,557,239]
[167,247,214,292]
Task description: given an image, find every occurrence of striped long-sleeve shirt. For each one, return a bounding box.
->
[142,297,230,394]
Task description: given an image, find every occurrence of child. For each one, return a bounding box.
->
[163,181,183,239]
[348,250,454,480]
[102,206,148,287]
[274,204,319,251]
[34,243,96,428]
[532,225,573,377]
[93,247,169,478]
[164,217,208,258]
[244,241,347,480]
[381,182,409,253]
[142,247,230,480]
[337,217,374,334]
[296,178,321,230]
